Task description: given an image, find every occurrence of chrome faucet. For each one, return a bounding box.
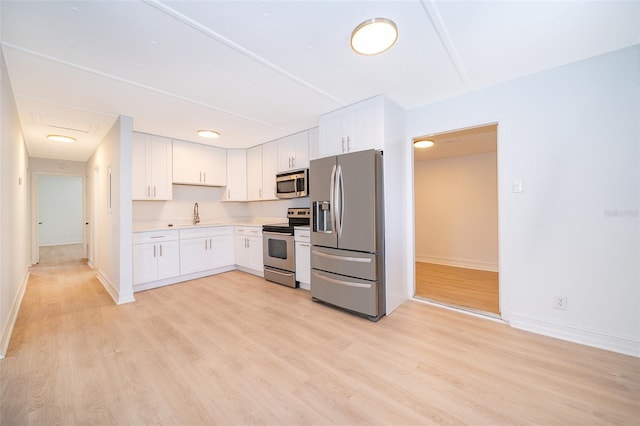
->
[193,202,200,225]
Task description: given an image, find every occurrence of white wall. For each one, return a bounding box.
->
[0,48,30,358]
[414,152,498,271]
[38,175,83,246]
[406,46,640,356]
[86,116,134,305]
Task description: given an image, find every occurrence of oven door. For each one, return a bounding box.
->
[263,231,295,272]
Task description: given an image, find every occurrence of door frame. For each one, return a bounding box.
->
[410,122,503,319]
[31,171,87,265]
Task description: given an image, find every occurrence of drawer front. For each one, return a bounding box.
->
[311,246,377,281]
[180,228,209,239]
[294,229,310,241]
[133,230,179,244]
[209,226,233,237]
[236,225,261,236]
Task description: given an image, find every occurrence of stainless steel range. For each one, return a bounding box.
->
[263,207,310,287]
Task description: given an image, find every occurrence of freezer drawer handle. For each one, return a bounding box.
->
[312,271,371,289]
[312,250,371,263]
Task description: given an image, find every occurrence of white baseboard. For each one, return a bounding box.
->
[510,313,640,357]
[0,269,30,359]
[96,270,135,305]
[415,255,498,272]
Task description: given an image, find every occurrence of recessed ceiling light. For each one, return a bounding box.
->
[47,134,76,143]
[197,130,221,139]
[351,18,398,55]
[414,139,435,149]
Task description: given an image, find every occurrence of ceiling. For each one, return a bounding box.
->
[1,1,638,162]
[414,124,497,162]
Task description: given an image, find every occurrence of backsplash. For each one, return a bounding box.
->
[133,184,309,223]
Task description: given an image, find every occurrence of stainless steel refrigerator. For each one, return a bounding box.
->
[310,149,385,321]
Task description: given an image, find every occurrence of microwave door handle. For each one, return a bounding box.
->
[330,164,336,235]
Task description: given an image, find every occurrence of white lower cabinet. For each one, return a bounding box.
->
[133,230,180,286]
[235,226,263,275]
[294,228,310,290]
[180,226,234,275]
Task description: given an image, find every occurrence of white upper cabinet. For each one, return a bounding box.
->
[261,141,279,200]
[247,145,263,201]
[316,95,384,159]
[225,149,247,201]
[247,142,278,201]
[172,139,226,186]
[277,130,309,172]
[132,132,172,201]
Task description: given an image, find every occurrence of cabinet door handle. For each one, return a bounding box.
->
[204,239,207,250]
[341,137,345,153]
[347,136,351,152]
[210,238,213,250]
[259,188,262,199]
[204,172,206,183]
[153,245,156,257]
[300,243,310,247]
[153,186,156,197]
[159,244,163,256]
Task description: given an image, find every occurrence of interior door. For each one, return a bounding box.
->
[336,150,378,253]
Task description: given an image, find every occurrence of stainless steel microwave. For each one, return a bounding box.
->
[276,169,309,199]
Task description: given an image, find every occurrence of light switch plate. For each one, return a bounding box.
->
[512,179,524,193]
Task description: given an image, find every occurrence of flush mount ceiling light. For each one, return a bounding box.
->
[47,134,76,143]
[414,139,435,149]
[197,129,221,139]
[351,18,398,55]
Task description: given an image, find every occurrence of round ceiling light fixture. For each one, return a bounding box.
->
[414,139,435,149]
[47,134,76,143]
[197,129,221,139]
[351,18,398,55]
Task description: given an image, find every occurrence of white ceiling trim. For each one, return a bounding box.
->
[1,41,287,132]
[420,0,472,91]
[145,0,348,107]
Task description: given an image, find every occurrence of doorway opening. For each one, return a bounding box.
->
[413,124,499,316]
[34,174,85,267]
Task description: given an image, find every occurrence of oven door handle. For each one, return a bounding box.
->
[263,231,294,237]
[264,267,294,277]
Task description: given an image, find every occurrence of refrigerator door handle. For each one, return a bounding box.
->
[335,164,344,239]
[329,164,337,235]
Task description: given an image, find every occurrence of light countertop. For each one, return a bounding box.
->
[133,217,286,233]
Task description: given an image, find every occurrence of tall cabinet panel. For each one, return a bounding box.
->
[225,149,247,201]
[247,145,263,201]
[262,141,279,200]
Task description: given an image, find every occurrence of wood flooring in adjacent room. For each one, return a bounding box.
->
[1,263,638,425]
[415,261,500,315]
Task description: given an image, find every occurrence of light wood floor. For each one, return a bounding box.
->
[37,243,85,266]
[416,262,500,315]
[1,264,638,425]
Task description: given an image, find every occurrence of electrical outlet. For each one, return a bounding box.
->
[554,296,568,310]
